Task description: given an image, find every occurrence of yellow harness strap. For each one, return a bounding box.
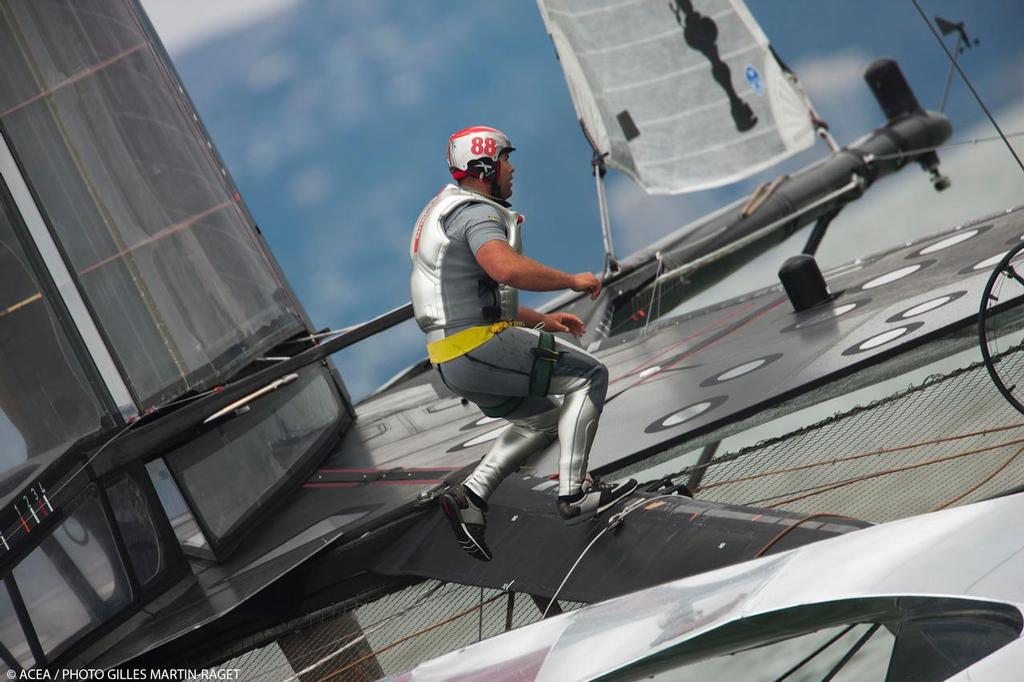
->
[427,321,519,364]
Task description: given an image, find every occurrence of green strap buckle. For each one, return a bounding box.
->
[529,332,560,396]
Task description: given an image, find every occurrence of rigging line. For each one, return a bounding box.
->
[772,623,859,682]
[316,592,506,682]
[542,493,679,618]
[638,297,787,384]
[692,419,1024,489]
[642,252,663,336]
[868,130,1024,163]
[609,300,759,384]
[821,623,881,682]
[247,583,454,681]
[910,0,1024,176]
[754,512,863,558]
[676,355,1009,477]
[736,435,1024,506]
[704,430,1024,489]
[938,32,964,113]
[755,440,1023,509]
[929,443,1024,511]
[278,582,450,682]
[0,418,136,549]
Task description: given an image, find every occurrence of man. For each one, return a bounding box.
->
[409,126,637,561]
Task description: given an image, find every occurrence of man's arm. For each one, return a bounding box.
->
[516,306,586,337]
[475,240,601,299]
[516,307,547,328]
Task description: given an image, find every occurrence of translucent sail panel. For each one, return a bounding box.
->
[166,369,342,543]
[0,192,105,491]
[0,1,305,408]
[0,582,35,669]
[537,0,816,194]
[12,489,131,662]
[105,474,165,585]
[144,458,212,558]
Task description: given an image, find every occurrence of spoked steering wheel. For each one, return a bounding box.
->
[979,240,1024,415]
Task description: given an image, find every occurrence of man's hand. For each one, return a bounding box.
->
[541,312,587,337]
[475,242,604,299]
[571,273,602,300]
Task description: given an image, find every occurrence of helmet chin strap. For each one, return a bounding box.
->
[489,159,502,200]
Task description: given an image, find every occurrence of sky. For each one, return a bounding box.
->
[139,0,1024,399]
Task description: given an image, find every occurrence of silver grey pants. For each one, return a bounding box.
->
[436,326,608,498]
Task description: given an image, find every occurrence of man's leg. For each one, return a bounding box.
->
[438,393,559,562]
[434,327,634,559]
[542,338,608,497]
[447,327,629,499]
[540,336,637,522]
[462,404,560,502]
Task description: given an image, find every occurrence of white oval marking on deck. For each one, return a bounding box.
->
[901,295,953,318]
[715,358,767,382]
[918,229,978,255]
[858,326,910,351]
[663,401,713,427]
[861,264,922,290]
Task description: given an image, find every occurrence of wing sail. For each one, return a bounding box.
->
[537,0,817,194]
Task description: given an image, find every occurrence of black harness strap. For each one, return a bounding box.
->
[478,277,502,321]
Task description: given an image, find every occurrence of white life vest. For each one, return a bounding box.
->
[410,185,522,341]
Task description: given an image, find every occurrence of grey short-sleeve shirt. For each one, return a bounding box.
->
[434,202,511,333]
[446,202,508,255]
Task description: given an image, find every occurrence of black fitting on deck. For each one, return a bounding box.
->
[779,255,831,312]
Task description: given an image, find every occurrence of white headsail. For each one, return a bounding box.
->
[537,0,817,194]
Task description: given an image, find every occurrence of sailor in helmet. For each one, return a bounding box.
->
[410,126,637,561]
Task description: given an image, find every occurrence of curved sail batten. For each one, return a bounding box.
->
[538,0,817,194]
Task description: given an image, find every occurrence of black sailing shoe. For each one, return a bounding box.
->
[557,478,639,525]
[439,485,492,562]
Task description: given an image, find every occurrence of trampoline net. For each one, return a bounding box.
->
[213,580,582,681]
[684,312,1024,522]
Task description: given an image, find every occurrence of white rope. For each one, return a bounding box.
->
[542,492,682,617]
[642,252,664,336]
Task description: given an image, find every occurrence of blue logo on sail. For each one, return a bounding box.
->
[745,65,765,96]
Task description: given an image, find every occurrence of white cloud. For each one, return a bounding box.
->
[331,319,424,401]
[791,48,876,145]
[247,50,298,91]
[287,166,331,207]
[366,24,404,61]
[793,49,871,102]
[139,0,299,55]
[304,266,358,321]
[608,175,726,255]
[291,179,416,332]
[245,132,284,176]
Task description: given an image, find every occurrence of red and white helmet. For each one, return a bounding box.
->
[446,126,515,181]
